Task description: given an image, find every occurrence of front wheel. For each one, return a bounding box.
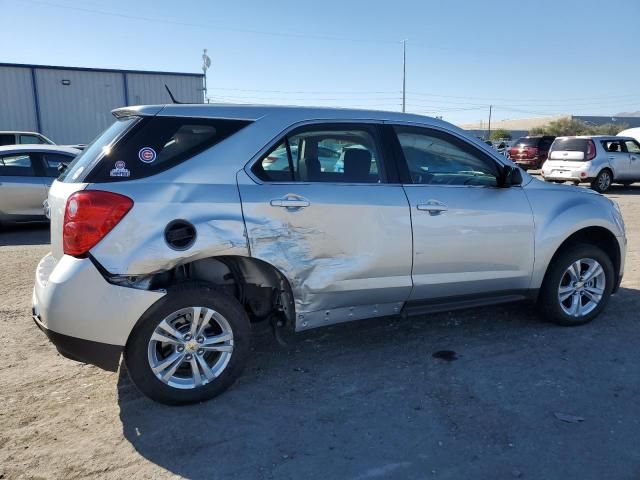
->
[538,244,614,326]
[591,169,612,193]
[124,285,250,405]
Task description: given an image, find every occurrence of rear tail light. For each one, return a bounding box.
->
[263,155,278,164]
[586,140,596,161]
[63,191,133,257]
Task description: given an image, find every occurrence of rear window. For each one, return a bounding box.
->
[514,137,541,147]
[549,138,590,154]
[61,116,250,183]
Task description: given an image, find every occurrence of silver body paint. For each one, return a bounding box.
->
[34,104,626,346]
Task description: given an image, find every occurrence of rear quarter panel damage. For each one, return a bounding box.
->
[88,181,249,274]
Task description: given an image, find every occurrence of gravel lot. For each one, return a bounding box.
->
[1,184,639,480]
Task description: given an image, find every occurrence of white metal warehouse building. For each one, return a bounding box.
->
[0,63,204,144]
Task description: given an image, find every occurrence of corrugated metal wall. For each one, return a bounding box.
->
[0,64,204,144]
[126,73,203,105]
[0,66,38,132]
[35,69,126,144]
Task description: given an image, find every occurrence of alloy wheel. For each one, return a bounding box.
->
[557,258,606,318]
[598,171,611,191]
[147,306,234,389]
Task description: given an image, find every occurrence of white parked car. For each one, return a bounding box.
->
[618,127,640,143]
[0,131,54,146]
[542,135,640,192]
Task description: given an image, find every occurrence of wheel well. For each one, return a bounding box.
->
[598,167,613,179]
[547,226,621,285]
[147,256,296,329]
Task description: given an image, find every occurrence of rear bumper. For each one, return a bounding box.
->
[32,314,122,371]
[514,159,542,169]
[32,253,165,370]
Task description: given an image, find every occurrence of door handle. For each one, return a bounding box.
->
[631,156,637,161]
[417,200,448,215]
[270,195,310,209]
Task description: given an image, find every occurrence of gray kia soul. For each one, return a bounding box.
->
[32,104,626,405]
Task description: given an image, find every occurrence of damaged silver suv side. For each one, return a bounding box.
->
[32,104,626,405]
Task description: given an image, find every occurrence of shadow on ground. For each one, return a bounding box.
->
[118,288,640,479]
[0,223,49,246]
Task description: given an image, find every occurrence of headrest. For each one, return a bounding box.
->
[343,148,372,182]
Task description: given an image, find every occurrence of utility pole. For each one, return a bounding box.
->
[487,104,493,139]
[402,40,407,113]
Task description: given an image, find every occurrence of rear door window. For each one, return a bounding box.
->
[253,124,384,183]
[0,154,36,176]
[601,140,625,153]
[42,153,75,177]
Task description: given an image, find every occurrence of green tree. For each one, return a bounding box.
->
[593,123,628,135]
[530,117,592,136]
[490,129,512,141]
[530,117,629,136]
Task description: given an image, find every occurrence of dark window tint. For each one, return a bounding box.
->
[42,153,75,177]
[0,134,15,146]
[550,138,590,154]
[253,125,382,183]
[86,117,251,182]
[60,117,138,182]
[394,127,498,186]
[538,137,555,150]
[0,154,35,176]
[20,134,45,145]
[514,137,542,147]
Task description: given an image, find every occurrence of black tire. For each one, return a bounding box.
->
[124,284,250,405]
[591,169,612,193]
[538,244,614,326]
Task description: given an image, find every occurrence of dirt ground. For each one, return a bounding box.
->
[1,184,639,480]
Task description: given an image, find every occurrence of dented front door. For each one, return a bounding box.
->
[237,170,413,330]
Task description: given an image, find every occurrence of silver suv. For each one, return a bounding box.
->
[542,135,640,192]
[32,105,626,405]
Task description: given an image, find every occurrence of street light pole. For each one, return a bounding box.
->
[402,40,407,113]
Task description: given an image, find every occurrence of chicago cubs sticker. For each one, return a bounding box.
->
[138,147,157,164]
[110,160,131,177]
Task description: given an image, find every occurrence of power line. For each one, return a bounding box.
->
[24,0,401,45]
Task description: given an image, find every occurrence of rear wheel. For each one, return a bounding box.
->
[591,169,612,193]
[124,285,250,405]
[538,244,614,326]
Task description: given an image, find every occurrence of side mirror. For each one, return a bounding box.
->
[501,165,523,187]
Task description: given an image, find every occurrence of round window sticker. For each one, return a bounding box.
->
[138,147,157,164]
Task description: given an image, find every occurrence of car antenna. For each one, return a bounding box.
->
[164,84,183,104]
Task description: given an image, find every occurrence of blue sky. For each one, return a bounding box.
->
[3,0,639,125]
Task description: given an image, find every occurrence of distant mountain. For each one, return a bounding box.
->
[614,111,640,117]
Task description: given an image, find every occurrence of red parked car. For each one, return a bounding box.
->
[509,136,556,170]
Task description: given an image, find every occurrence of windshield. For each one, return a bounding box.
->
[58,117,138,182]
